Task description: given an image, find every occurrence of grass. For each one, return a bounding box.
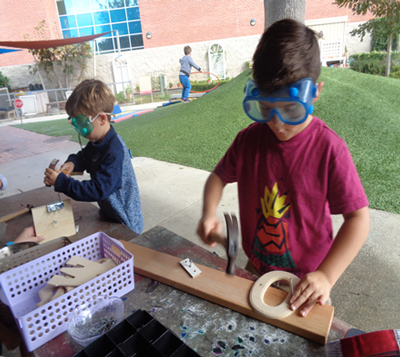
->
[12,67,400,214]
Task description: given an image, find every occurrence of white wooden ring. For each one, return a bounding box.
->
[249,271,300,319]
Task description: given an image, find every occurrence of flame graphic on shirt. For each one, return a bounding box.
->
[252,182,297,273]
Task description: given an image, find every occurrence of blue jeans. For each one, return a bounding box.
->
[179,75,191,100]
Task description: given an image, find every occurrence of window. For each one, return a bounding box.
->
[57,0,143,54]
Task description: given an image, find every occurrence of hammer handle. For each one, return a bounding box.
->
[0,208,30,223]
[208,231,227,247]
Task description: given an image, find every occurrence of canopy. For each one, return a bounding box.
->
[0,48,21,54]
[0,32,111,50]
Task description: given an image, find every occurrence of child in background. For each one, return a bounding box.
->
[44,79,144,234]
[197,19,369,317]
[179,46,201,103]
[0,174,7,190]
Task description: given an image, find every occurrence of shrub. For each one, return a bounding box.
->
[349,51,400,76]
[190,79,230,92]
[115,91,128,104]
[0,71,9,88]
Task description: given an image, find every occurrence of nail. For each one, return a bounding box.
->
[291,304,296,311]
[300,310,306,317]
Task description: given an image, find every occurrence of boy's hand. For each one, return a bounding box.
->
[44,168,60,187]
[14,226,45,244]
[289,270,331,317]
[196,215,222,247]
[60,161,75,177]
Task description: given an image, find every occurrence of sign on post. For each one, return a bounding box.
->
[14,98,23,108]
[14,98,23,124]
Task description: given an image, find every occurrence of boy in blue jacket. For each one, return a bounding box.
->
[179,46,201,102]
[44,79,144,234]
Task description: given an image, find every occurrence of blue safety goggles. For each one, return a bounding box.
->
[69,112,112,137]
[243,78,318,125]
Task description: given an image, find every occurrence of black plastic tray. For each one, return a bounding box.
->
[73,309,200,357]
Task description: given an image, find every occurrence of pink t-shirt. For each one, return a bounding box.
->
[214,118,369,277]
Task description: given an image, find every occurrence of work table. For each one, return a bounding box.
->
[0,187,353,356]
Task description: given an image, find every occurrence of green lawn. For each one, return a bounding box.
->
[13,67,400,214]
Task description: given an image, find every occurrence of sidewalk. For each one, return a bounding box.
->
[0,107,400,338]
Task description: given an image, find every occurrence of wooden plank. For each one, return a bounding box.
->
[121,240,334,345]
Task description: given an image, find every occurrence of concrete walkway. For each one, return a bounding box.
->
[0,103,399,339]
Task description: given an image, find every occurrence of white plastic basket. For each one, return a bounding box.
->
[0,231,134,352]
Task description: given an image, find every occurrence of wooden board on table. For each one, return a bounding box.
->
[31,199,76,243]
[121,240,334,345]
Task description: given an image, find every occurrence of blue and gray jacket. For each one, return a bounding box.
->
[179,55,201,77]
[55,125,144,234]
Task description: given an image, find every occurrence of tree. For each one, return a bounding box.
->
[335,0,400,76]
[25,20,93,89]
[264,0,306,29]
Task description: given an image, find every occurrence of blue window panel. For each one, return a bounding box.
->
[119,36,131,50]
[63,0,74,15]
[130,34,143,48]
[79,27,95,36]
[91,0,108,11]
[60,15,77,29]
[74,1,91,14]
[62,29,79,38]
[93,11,110,25]
[112,23,128,36]
[126,7,140,20]
[95,25,112,36]
[126,0,139,6]
[110,9,126,22]
[57,1,67,16]
[77,13,93,27]
[97,38,114,52]
[109,0,125,9]
[128,21,141,34]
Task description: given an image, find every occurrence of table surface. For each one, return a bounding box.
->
[0,187,354,356]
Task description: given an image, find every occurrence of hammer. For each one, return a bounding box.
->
[208,213,239,275]
[0,204,34,223]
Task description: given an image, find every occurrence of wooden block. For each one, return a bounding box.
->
[120,240,334,345]
[31,199,76,243]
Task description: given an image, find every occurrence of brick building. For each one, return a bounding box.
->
[0,0,372,89]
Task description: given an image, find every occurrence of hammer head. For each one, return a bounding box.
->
[224,213,239,275]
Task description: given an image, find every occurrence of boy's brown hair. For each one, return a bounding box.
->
[66,79,115,121]
[184,46,192,55]
[252,19,321,87]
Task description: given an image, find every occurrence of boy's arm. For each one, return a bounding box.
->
[197,172,226,246]
[290,206,369,316]
[188,57,201,72]
[54,150,123,202]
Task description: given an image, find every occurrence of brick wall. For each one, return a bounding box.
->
[140,0,264,49]
[306,0,374,22]
[0,0,59,67]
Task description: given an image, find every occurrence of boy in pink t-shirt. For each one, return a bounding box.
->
[197,19,369,317]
